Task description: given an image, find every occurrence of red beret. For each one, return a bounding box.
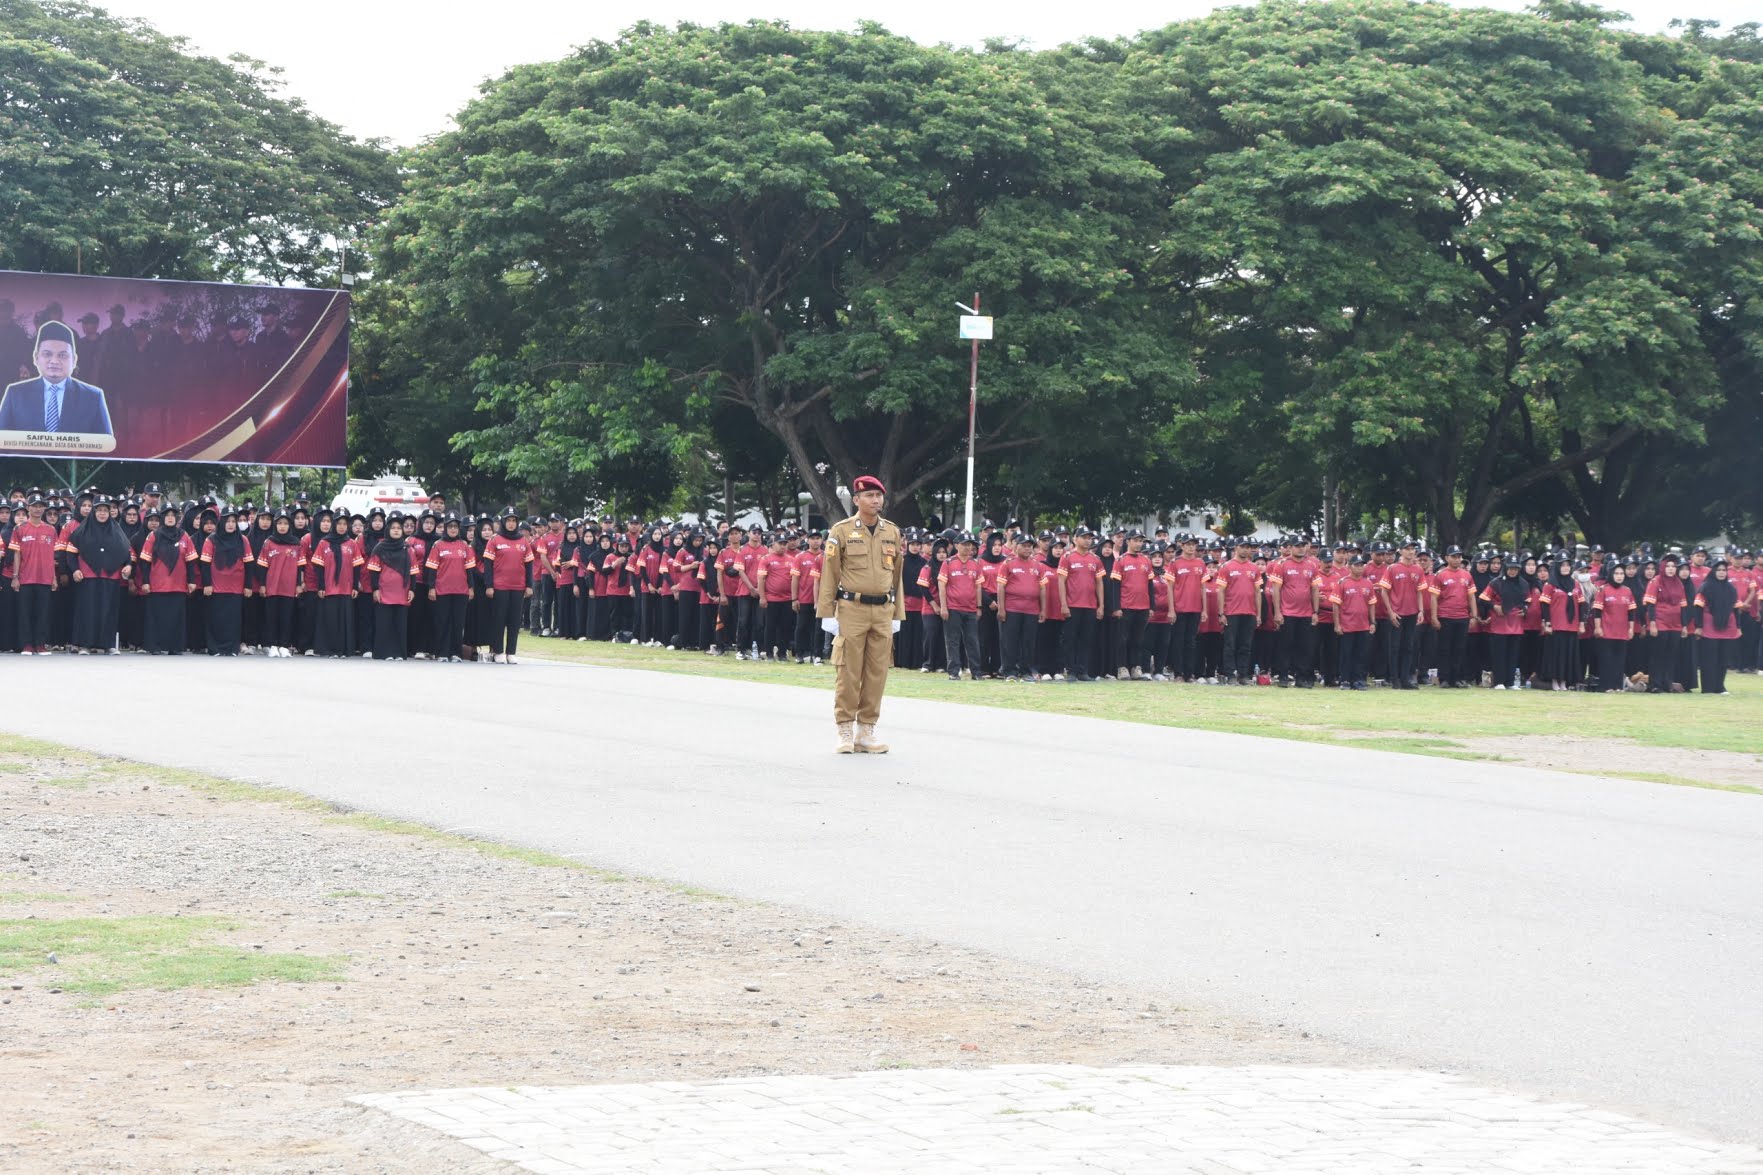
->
[852,476,886,495]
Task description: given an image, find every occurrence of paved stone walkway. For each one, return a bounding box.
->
[351,1064,1763,1174]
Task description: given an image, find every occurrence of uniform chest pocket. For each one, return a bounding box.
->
[843,538,869,562]
[881,541,897,569]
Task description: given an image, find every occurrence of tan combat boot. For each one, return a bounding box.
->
[836,721,856,754]
[855,724,889,754]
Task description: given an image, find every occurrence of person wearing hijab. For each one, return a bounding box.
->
[1694,560,1741,695]
[1590,563,1636,692]
[257,510,304,657]
[424,514,476,661]
[140,504,196,655]
[65,497,132,653]
[1537,556,1582,691]
[602,534,636,642]
[365,515,414,660]
[1642,555,1692,693]
[1478,556,1530,690]
[409,512,438,655]
[307,507,360,657]
[668,530,703,650]
[978,531,1008,677]
[1518,555,1545,687]
[354,509,387,655]
[184,506,218,653]
[697,535,722,652]
[554,521,586,641]
[116,500,148,650]
[481,509,535,663]
[1628,559,1657,677]
[466,516,495,660]
[200,510,249,656]
[241,506,274,652]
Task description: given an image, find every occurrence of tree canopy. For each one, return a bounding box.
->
[359,3,1763,542]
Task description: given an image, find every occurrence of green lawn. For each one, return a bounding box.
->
[523,635,1763,762]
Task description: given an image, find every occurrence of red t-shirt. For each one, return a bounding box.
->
[794,551,822,606]
[1269,557,1320,617]
[759,554,796,603]
[1148,572,1172,623]
[999,556,1047,615]
[1379,562,1427,616]
[979,559,1005,597]
[1112,553,1154,611]
[256,538,302,597]
[939,557,981,613]
[426,539,477,596]
[1217,560,1261,616]
[539,532,563,579]
[1539,583,1579,630]
[739,545,765,594]
[307,537,361,595]
[1168,556,1207,613]
[1331,577,1377,633]
[1696,588,1742,639]
[1644,576,1687,632]
[367,550,412,604]
[8,521,61,585]
[1200,572,1223,633]
[1478,582,1527,635]
[482,534,534,591]
[1430,567,1473,620]
[714,548,748,597]
[671,549,701,591]
[1057,552,1103,610]
[1593,585,1634,640]
[1314,568,1342,623]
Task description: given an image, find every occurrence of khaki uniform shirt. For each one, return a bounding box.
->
[816,514,907,621]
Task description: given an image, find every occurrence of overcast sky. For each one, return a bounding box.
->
[111,0,1757,144]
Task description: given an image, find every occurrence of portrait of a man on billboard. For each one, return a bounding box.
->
[0,320,114,437]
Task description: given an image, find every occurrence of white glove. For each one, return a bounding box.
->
[821,618,839,635]
[891,620,902,634]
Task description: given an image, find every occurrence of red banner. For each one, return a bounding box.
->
[0,270,348,466]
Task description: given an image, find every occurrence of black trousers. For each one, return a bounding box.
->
[16,583,52,649]
[1387,615,1421,684]
[1338,629,1370,685]
[794,605,821,661]
[263,596,296,649]
[673,590,702,647]
[979,595,1000,674]
[1489,633,1520,690]
[1114,609,1150,672]
[1597,638,1629,691]
[432,593,468,658]
[72,578,121,651]
[205,592,242,655]
[1144,622,1172,675]
[1438,618,1470,685]
[717,596,754,652]
[374,604,408,660]
[489,590,524,656]
[1700,636,1732,694]
[944,610,979,675]
[764,600,795,657]
[1317,623,1340,685]
[1222,614,1256,679]
[1000,610,1038,678]
[1650,630,1691,691]
[1036,618,1063,676]
[1739,614,1759,670]
[1063,608,1099,678]
[1274,618,1315,682]
[1172,612,1200,680]
[919,610,944,670]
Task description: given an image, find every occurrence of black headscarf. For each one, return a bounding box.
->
[1494,561,1530,613]
[153,506,185,569]
[372,523,410,580]
[248,508,274,557]
[266,511,301,547]
[1547,558,1579,624]
[1700,563,1738,630]
[71,504,131,575]
[209,510,246,571]
[559,523,587,571]
[314,509,348,573]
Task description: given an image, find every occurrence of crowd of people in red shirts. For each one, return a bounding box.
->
[4,486,1757,696]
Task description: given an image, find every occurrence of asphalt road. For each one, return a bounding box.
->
[5,655,1760,1143]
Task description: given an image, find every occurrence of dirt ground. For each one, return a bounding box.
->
[1451,734,1763,791]
[0,757,1362,1174]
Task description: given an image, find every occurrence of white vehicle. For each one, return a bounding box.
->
[331,475,431,517]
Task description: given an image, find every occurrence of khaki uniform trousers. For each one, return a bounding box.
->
[831,599,894,725]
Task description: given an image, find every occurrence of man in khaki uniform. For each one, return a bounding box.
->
[816,475,906,753]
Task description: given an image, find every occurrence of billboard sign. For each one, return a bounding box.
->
[0,269,349,466]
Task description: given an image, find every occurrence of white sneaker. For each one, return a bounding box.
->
[814,657,823,666]
[20,650,32,657]
[1493,684,1506,690]
[1039,674,1052,682]
[304,649,315,657]
[735,651,746,661]
[362,651,373,660]
[506,655,518,665]
[493,654,506,664]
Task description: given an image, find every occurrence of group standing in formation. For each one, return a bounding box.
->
[3,485,1757,696]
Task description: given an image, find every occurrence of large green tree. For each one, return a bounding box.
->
[367,21,1189,522]
[1136,0,1763,546]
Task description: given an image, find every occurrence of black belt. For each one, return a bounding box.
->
[837,590,894,606]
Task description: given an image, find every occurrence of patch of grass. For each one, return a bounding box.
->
[524,636,1763,759]
[323,889,384,900]
[874,1058,919,1070]
[0,915,344,996]
[0,891,79,903]
[1569,769,1763,796]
